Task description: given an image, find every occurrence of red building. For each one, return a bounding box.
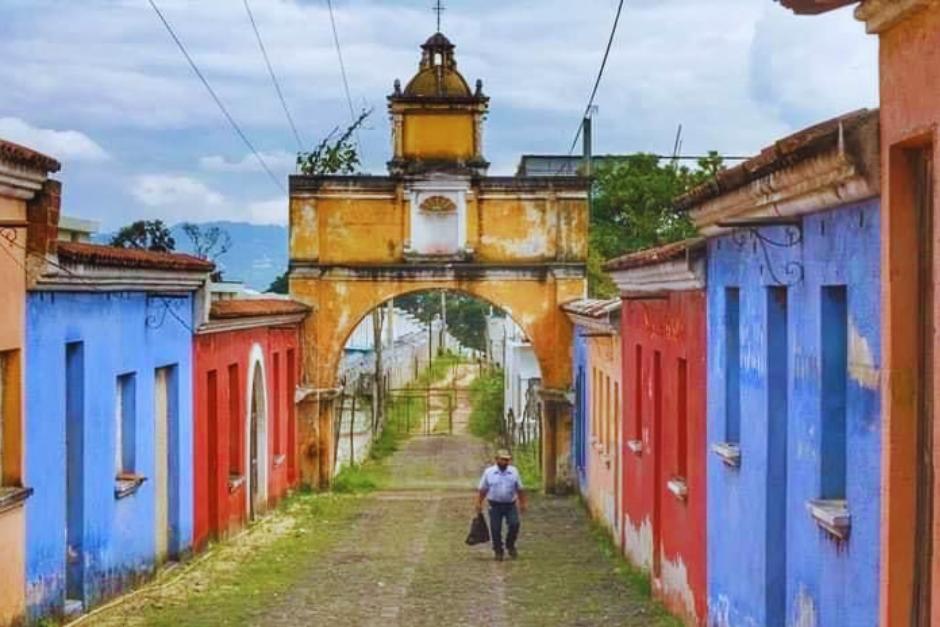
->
[605,239,707,626]
[193,298,309,550]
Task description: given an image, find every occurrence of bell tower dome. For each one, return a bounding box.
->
[388,33,489,176]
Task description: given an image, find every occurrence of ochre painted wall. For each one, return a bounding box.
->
[0,194,27,626]
[877,5,940,625]
[622,291,707,626]
[583,334,621,546]
[402,113,476,161]
[193,326,301,551]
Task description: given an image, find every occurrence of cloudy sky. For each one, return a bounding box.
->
[0,0,876,230]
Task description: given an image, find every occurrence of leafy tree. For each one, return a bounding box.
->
[267,271,289,294]
[395,291,492,352]
[588,152,723,297]
[297,109,371,176]
[110,220,176,252]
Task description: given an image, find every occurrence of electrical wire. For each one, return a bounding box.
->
[147,0,286,194]
[567,0,626,156]
[243,0,304,151]
[324,0,363,155]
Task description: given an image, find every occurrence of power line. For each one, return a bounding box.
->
[243,0,304,151]
[324,0,363,155]
[567,0,626,156]
[147,0,286,194]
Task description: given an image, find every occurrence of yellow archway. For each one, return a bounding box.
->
[288,31,589,492]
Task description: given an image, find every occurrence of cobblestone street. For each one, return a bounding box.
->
[84,430,676,626]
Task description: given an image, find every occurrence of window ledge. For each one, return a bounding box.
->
[114,474,146,500]
[711,442,741,468]
[228,474,246,494]
[273,454,287,468]
[667,477,688,502]
[807,499,851,540]
[626,439,643,455]
[0,486,33,514]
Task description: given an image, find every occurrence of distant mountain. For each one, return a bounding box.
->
[95,221,288,291]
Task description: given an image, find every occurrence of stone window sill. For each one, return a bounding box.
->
[626,439,643,455]
[228,474,246,494]
[667,477,688,502]
[807,499,851,540]
[711,442,741,468]
[115,474,146,500]
[273,454,287,468]
[0,486,33,515]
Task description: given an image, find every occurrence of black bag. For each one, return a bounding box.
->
[465,513,490,546]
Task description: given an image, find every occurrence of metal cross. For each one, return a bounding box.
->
[433,0,445,32]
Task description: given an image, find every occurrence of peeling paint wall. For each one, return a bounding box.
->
[24,291,196,620]
[193,326,302,551]
[706,199,881,627]
[0,194,27,626]
[622,290,707,625]
[876,5,940,624]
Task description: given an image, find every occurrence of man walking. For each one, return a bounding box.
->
[476,449,527,561]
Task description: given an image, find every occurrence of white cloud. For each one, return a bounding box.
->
[200,150,296,174]
[247,197,288,226]
[0,117,109,162]
[129,174,286,225]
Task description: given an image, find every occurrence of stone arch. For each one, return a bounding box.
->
[245,344,268,519]
[299,273,580,394]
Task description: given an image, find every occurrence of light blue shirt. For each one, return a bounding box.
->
[478,464,524,504]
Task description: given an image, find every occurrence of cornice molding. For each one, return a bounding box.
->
[33,262,208,293]
[196,313,306,335]
[856,0,935,33]
[608,257,706,294]
[690,150,877,236]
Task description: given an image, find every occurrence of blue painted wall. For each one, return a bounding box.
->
[25,292,195,619]
[572,325,589,492]
[706,199,882,627]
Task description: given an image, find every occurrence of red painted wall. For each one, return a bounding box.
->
[193,325,301,551]
[621,290,706,625]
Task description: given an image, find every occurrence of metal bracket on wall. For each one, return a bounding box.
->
[717,217,804,287]
[145,295,187,330]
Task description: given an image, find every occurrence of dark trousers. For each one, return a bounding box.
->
[488,501,520,553]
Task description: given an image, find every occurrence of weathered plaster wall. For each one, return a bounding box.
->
[572,328,589,492]
[402,114,476,161]
[875,5,940,623]
[706,199,881,627]
[584,334,621,543]
[193,326,301,551]
[0,195,27,626]
[622,290,707,626]
[24,291,195,620]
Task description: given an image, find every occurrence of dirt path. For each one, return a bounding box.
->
[85,432,677,627]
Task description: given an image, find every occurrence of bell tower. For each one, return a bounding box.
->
[388,32,489,176]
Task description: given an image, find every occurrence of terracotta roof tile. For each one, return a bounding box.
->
[210,299,310,320]
[0,139,61,173]
[675,109,877,211]
[778,0,856,15]
[603,238,705,272]
[560,298,621,319]
[57,242,214,272]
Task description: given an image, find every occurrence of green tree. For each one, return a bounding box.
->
[297,109,371,176]
[110,220,176,252]
[181,222,231,281]
[267,271,288,294]
[588,152,723,297]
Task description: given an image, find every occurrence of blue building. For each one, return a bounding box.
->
[24,242,211,620]
[571,323,589,492]
[679,110,883,626]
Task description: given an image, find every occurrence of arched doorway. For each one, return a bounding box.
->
[246,348,268,520]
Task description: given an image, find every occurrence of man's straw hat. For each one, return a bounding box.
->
[496,449,512,460]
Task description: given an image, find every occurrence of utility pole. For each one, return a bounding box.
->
[440,291,447,354]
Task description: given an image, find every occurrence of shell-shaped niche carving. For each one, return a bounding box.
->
[419,195,457,213]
